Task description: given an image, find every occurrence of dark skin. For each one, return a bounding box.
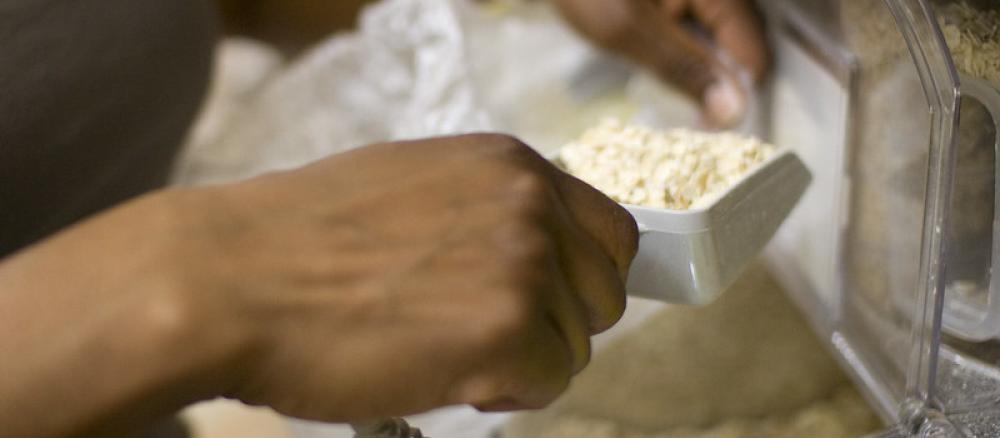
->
[553,0,769,126]
[0,1,767,436]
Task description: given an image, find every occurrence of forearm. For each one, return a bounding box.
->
[0,191,248,437]
[0,283,199,437]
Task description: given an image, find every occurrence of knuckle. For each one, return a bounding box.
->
[659,55,714,95]
[592,290,627,333]
[611,205,640,261]
[470,133,530,155]
[583,274,628,334]
[495,221,554,264]
[593,21,633,50]
[509,171,552,200]
[505,174,556,223]
[452,374,508,406]
[467,135,557,191]
[676,57,709,81]
[481,134,544,168]
[576,5,636,50]
[475,288,538,348]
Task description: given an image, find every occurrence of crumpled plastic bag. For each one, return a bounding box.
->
[176,0,483,184]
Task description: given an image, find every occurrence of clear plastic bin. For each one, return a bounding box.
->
[761,0,1000,435]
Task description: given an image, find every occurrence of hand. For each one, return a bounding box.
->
[170,135,638,420]
[553,0,769,127]
[0,135,638,436]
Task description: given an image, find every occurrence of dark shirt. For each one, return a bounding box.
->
[0,0,216,256]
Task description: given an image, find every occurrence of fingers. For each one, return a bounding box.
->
[501,320,574,409]
[540,248,593,370]
[690,0,770,83]
[450,231,587,412]
[546,189,630,334]
[493,139,636,332]
[494,207,594,372]
[554,0,720,102]
[634,2,720,99]
[634,1,748,127]
[445,136,637,410]
[658,0,769,126]
[496,142,636,332]
[480,137,639,287]
[553,0,769,127]
[548,170,640,285]
[503,318,575,408]
[457,316,574,410]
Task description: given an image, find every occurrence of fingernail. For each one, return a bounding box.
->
[704,79,746,128]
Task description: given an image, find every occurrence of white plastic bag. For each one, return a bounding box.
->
[176,0,491,184]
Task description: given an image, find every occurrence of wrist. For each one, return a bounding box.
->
[132,188,262,400]
[80,187,263,434]
[0,188,259,436]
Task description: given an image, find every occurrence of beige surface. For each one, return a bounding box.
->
[503,263,882,437]
[504,385,875,438]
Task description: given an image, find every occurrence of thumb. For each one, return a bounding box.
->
[553,0,746,126]
[637,8,746,127]
[612,1,747,127]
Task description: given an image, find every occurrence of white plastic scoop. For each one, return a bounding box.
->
[553,149,811,305]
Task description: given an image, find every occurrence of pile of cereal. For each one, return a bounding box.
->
[559,119,776,209]
[939,1,1000,85]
